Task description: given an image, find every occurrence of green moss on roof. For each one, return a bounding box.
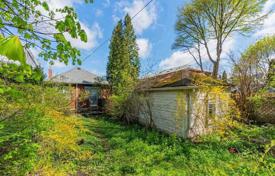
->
[138,68,225,90]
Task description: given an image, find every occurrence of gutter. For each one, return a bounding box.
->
[141,86,198,92]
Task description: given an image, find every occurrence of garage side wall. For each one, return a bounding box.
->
[139,90,190,138]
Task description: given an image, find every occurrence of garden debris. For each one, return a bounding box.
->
[228,147,239,154]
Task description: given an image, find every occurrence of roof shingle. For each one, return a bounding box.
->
[50,67,107,85]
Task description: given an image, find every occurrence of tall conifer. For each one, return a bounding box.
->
[124,14,140,81]
[107,20,124,94]
[107,15,140,95]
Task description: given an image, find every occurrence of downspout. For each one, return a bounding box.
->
[75,84,78,113]
[186,92,191,137]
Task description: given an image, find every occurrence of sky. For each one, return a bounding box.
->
[37,0,275,77]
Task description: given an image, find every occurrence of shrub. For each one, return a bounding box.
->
[0,80,91,175]
[106,93,141,124]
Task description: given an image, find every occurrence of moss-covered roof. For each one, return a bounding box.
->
[138,67,224,90]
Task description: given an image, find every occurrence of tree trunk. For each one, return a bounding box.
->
[212,42,222,78]
[212,61,219,78]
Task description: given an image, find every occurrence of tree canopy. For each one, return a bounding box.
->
[232,35,275,119]
[124,14,140,81]
[267,59,275,88]
[0,0,92,66]
[107,14,140,95]
[174,0,267,78]
[238,35,275,84]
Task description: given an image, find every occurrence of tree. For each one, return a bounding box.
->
[232,35,275,119]
[267,59,275,88]
[173,0,267,78]
[0,35,46,83]
[235,35,275,86]
[107,20,123,93]
[106,16,140,123]
[222,71,227,82]
[107,15,140,95]
[0,0,93,65]
[124,14,140,81]
[107,20,132,95]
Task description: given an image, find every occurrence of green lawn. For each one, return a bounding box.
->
[77,116,274,176]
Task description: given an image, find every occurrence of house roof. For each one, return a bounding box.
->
[138,67,221,90]
[50,67,108,85]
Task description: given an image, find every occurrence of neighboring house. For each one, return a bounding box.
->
[138,66,229,138]
[49,67,109,113]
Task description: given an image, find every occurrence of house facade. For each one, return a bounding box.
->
[138,67,229,138]
[49,67,109,113]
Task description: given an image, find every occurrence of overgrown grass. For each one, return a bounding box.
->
[1,78,273,175]
[0,81,92,176]
[79,117,274,176]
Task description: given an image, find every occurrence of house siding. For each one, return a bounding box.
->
[139,90,190,138]
[139,88,229,138]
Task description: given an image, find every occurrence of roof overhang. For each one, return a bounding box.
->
[140,86,198,92]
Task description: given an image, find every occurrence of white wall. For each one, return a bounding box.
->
[139,90,190,138]
[139,88,230,138]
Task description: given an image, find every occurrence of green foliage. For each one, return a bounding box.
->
[0,81,91,175]
[236,35,275,83]
[106,15,140,122]
[0,35,45,83]
[0,35,26,64]
[0,0,93,65]
[242,35,275,63]
[106,93,141,123]
[0,63,31,82]
[124,14,140,81]
[106,95,127,118]
[78,117,274,175]
[0,63,45,83]
[107,20,130,95]
[174,0,267,77]
[107,15,139,96]
[232,36,275,120]
[267,59,275,88]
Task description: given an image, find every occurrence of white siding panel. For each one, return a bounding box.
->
[139,90,189,138]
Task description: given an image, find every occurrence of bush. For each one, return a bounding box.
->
[0,80,91,175]
[106,92,143,124]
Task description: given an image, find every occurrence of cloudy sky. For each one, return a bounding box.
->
[38,0,275,77]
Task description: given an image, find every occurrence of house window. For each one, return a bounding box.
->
[208,103,216,117]
[84,86,99,106]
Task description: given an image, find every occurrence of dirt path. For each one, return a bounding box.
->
[90,128,110,152]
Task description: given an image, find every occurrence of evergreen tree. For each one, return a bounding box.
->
[107,20,124,94]
[107,15,140,95]
[107,20,133,95]
[124,14,140,81]
[222,71,228,82]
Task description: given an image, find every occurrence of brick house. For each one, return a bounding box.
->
[49,67,109,113]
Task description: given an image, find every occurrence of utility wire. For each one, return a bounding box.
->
[82,0,154,63]
[131,0,154,20]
